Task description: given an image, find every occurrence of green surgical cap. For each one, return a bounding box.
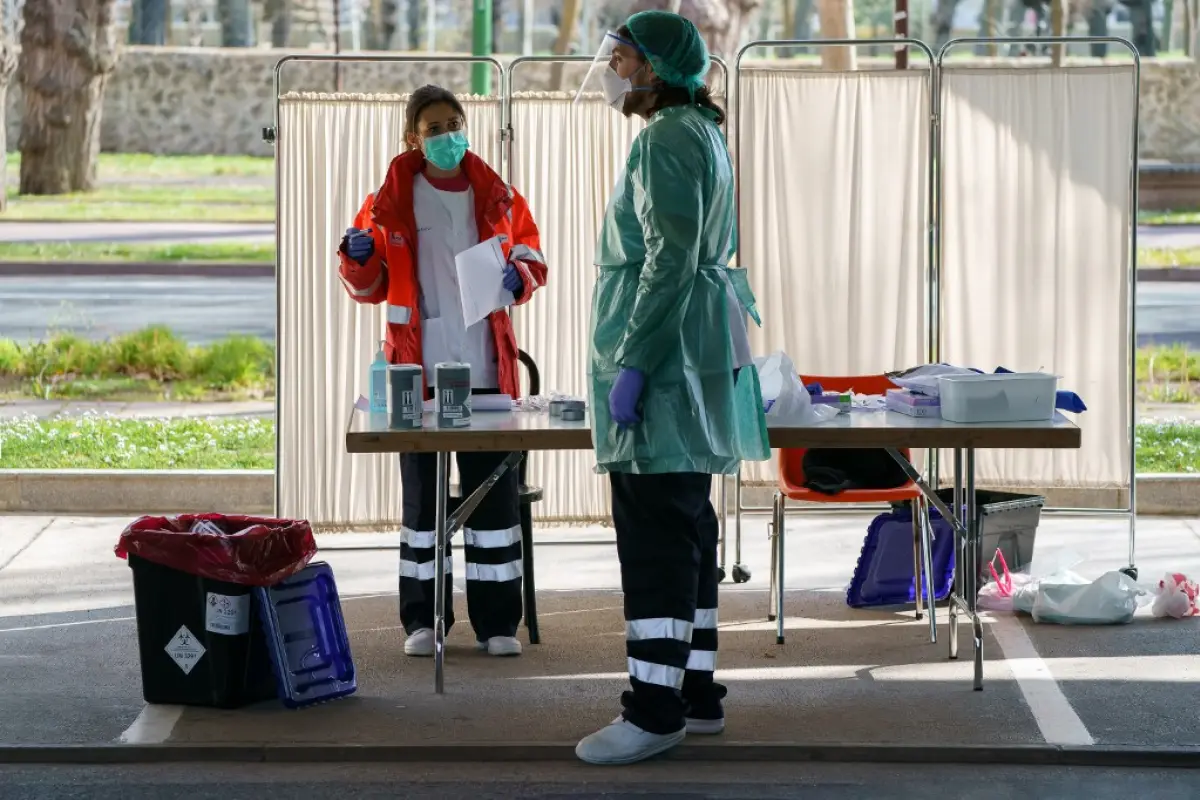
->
[626,10,710,93]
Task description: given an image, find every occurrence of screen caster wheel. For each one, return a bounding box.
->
[732,563,751,584]
[1121,566,1138,580]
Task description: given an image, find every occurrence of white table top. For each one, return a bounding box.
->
[345,409,1081,454]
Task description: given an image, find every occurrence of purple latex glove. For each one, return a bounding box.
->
[344,227,374,264]
[502,261,525,295]
[609,367,645,426]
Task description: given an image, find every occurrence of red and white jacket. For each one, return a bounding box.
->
[337,150,547,398]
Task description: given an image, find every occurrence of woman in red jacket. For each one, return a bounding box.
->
[338,85,547,659]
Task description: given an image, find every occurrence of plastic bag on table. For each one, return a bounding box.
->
[1151,573,1200,619]
[755,352,839,425]
[115,513,318,587]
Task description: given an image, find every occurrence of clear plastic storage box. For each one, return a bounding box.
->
[937,373,1058,423]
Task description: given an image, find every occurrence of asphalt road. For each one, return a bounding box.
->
[2,762,1199,800]
[0,277,1195,348]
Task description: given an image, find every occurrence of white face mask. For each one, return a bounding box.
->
[600,66,632,110]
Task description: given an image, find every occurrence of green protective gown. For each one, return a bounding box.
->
[588,105,770,475]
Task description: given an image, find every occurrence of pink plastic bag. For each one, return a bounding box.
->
[115,513,317,587]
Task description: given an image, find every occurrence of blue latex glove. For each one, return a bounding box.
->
[805,382,824,396]
[609,367,646,426]
[344,227,374,264]
[502,261,525,295]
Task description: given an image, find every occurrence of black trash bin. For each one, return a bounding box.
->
[934,489,1045,588]
[129,554,277,708]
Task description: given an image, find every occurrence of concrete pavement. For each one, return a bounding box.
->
[4,762,1200,799]
[1,513,1198,756]
[0,400,274,420]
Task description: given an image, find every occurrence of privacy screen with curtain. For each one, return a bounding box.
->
[506,91,645,520]
[276,91,503,526]
[736,68,934,483]
[937,66,1137,494]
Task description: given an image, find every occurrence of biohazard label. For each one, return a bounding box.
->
[164,625,206,675]
[205,592,250,636]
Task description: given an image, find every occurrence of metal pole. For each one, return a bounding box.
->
[472,0,493,95]
[434,450,450,694]
[333,0,343,91]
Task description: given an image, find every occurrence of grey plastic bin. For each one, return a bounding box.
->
[935,489,1045,588]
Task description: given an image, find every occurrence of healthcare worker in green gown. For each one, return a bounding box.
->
[575,11,770,766]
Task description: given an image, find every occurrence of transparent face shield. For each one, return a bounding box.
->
[574,31,642,106]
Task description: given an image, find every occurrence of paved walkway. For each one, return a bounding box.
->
[1,221,1195,250]
[1,514,1198,755]
[1,399,1197,422]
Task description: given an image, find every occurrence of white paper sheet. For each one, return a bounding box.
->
[455,236,512,327]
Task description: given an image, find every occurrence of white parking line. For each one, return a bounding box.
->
[989,614,1094,746]
[118,704,184,744]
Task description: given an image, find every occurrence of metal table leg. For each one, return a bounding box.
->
[966,448,983,691]
[950,448,962,661]
[433,450,450,694]
[717,475,728,582]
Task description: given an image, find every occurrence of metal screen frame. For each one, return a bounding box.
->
[267,54,506,519]
[727,40,940,552]
[936,37,1141,573]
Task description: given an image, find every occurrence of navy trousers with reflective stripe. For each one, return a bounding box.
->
[611,471,727,735]
[399,451,523,640]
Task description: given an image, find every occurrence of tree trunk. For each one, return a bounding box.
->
[217,0,254,47]
[407,0,422,49]
[550,0,581,91]
[1,37,18,213]
[17,0,120,196]
[129,0,170,45]
[265,0,292,47]
[817,0,856,69]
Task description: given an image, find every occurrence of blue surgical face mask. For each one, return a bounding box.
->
[423,130,469,171]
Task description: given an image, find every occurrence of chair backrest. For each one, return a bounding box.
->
[778,373,905,491]
[516,349,540,484]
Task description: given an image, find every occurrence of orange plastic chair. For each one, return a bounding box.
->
[768,374,937,645]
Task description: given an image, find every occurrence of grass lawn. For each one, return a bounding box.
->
[3,153,274,222]
[0,415,274,469]
[1141,247,1200,268]
[1140,209,1200,226]
[0,326,274,402]
[0,415,1194,472]
[1136,420,1200,473]
[0,241,274,263]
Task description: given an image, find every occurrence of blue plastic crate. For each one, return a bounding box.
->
[254,561,357,709]
[846,505,956,608]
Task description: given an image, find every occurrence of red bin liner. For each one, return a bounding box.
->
[115,513,318,587]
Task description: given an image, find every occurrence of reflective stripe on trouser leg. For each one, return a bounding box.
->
[611,471,713,735]
[457,451,524,640]
[687,607,717,673]
[398,453,455,636]
[681,496,728,716]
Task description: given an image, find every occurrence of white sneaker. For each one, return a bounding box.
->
[575,718,686,765]
[404,628,435,657]
[474,636,522,657]
[685,717,725,735]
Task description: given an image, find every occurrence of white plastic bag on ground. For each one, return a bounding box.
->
[1031,570,1146,625]
[755,352,839,425]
